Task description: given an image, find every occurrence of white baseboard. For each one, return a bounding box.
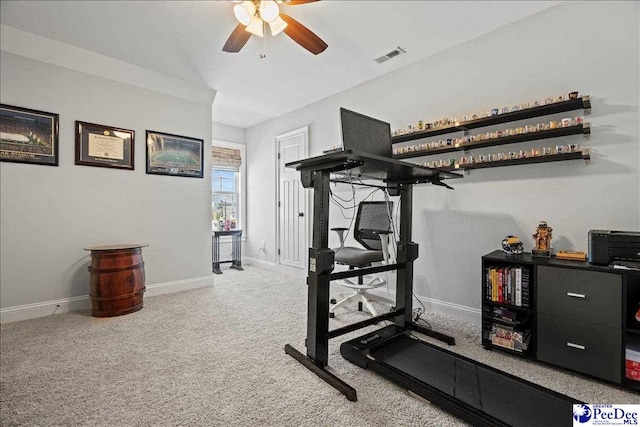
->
[243,257,307,279]
[0,295,92,324]
[0,275,214,324]
[145,275,213,298]
[366,288,481,325]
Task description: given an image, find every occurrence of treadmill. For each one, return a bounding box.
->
[341,325,578,426]
[284,110,581,427]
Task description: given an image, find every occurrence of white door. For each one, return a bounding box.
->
[277,127,309,269]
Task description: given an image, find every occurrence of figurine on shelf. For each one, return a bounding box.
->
[532,220,553,257]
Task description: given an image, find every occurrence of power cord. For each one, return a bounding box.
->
[242,246,265,267]
[412,293,432,329]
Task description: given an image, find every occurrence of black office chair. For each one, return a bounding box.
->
[329,201,395,318]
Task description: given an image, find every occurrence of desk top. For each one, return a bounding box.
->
[213,229,243,236]
[285,150,462,183]
[84,244,148,251]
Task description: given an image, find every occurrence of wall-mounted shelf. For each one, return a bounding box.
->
[394,124,590,159]
[392,96,591,144]
[438,150,590,172]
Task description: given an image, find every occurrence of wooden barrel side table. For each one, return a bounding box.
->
[84,244,148,317]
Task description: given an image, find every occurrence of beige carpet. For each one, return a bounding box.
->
[1,265,637,426]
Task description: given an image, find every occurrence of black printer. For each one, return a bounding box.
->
[588,230,640,265]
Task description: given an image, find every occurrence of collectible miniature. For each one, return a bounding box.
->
[532,220,553,257]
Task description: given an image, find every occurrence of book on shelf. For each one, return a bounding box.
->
[498,268,503,303]
[489,323,530,352]
[491,306,519,324]
[485,265,530,308]
[515,268,522,306]
[522,268,530,308]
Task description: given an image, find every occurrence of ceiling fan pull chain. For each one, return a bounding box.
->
[260,21,268,59]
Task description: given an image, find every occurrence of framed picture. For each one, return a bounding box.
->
[75,121,134,170]
[146,130,204,178]
[0,104,59,166]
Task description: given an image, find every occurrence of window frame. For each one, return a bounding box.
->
[211,140,246,240]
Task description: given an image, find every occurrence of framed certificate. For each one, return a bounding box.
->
[1,104,59,166]
[75,121,134,170]
[146,130,203,178]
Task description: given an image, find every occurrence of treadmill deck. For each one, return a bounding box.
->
[342,326,579,427]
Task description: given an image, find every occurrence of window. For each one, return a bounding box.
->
[212,142,245,232]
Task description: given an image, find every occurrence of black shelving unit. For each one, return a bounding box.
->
[483,250,640,392]
[392,96,591,144]
[394,123,590,159]
[482,253,536,358]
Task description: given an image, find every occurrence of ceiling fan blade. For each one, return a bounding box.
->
[222,23,252,53]
[280,14,327,55]
[286,0,320,5]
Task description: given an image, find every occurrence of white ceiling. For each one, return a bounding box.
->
[0,1,561,128]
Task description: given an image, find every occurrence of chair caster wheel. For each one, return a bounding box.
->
[358,302,363,311]
[329,312,335,318]
[330,299,336,304]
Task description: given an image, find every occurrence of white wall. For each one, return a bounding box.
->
[245,1,640,319]
[0,51,214,320]
[212,121,245,145]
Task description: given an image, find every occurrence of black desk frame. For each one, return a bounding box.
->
[284,151,461,401]
[212,229,243,274]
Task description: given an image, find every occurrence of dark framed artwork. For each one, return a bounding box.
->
[146,130,204,178]
[0,104,59,166]
[75,121,134,170]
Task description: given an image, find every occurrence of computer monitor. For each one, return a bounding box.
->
[340,108,392,158]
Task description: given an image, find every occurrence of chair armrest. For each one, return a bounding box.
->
[331,228,348,248]
[373,232,393,264]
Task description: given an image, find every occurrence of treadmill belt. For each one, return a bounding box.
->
[371,336,575,427]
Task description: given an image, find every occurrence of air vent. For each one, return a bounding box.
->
[374,46,406,64]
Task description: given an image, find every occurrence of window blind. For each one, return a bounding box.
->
[212,146,241,171]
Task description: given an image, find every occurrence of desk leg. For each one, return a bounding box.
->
[231,232,244,271]
[395,183,414,328]
[285,170,354,401]
[213,234,222,274]
[396,183,455,346]
[306,171,332,367]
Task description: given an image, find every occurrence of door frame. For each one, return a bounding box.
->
[275,126,310,268]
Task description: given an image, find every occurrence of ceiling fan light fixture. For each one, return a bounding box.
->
[245,15,264,37]
[259,0,280,23]
[233,1,255,26]
[269,16,287,36]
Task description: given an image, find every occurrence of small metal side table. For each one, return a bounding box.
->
[212,229,243,274]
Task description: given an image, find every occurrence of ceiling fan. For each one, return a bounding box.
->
[222,0,328,56]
